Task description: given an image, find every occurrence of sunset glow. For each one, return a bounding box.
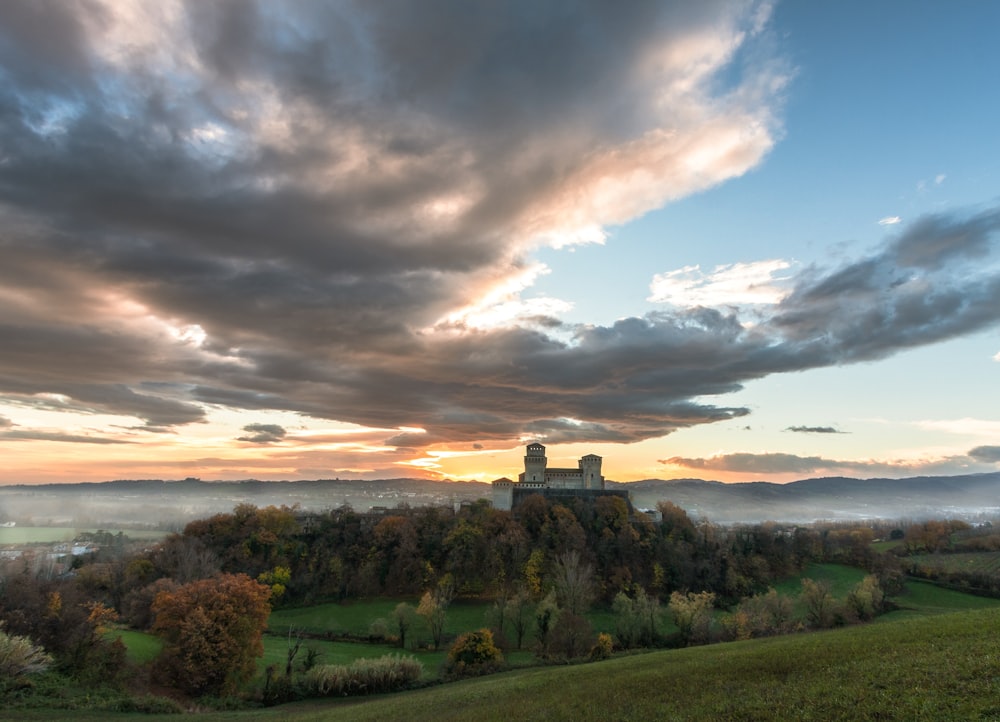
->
[0,2,998,486]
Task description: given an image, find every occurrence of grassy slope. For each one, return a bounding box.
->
[26,572,1000,721]
[118,607,1000,722]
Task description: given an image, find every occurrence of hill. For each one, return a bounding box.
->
[618,471,1000,522]
[2,471,999,528]
[22,605,998,721]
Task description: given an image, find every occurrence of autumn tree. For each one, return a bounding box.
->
[391,602,417,650]
[800,578,836,629]
[445,628,503,677]
[846,575,884,621]
[668,590,716,646]
[417,576,455,651]
[549,611,595,660]
[152,573,271,696]
[551,549,595,615]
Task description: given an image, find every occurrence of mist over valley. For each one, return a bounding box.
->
[3,472,1000,531]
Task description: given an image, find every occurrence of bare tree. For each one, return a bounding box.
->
[551,550,595,615]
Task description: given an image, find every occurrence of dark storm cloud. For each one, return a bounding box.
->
[237,424,287,444]
[1,1,998,456]
[786,426,845,434]
[969,446,1000,463]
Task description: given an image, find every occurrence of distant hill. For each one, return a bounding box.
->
[0,477,490,529]
[614,472,1000,522]
[2,472,999,528]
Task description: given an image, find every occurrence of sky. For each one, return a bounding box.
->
[0,0,998,486]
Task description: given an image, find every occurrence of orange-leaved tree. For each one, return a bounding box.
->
[152,573,271,696]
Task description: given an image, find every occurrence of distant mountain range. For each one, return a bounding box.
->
[2,472,999,528]
[613,472,1000,523]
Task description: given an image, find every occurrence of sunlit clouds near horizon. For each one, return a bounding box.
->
[0,1,999,485]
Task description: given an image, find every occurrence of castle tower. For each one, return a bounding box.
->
[579,453,603,490]
[523,442,547,482]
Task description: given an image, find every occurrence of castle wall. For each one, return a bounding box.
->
[492,444,611,510]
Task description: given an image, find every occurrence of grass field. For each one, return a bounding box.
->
[908,550,1000,576]
[268,598,622,642]
[269,599,496,638]
[114,629,163,664]
[27,567,1000,721]
[44,605,1000,721]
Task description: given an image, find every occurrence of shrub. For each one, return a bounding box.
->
[305,654,423,697]
[669,591,716,646]
[445,629,504,677]
[0,628,52,678]
[589,632,613,660]
[549,612,594,660]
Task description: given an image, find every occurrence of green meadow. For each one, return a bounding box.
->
[53,565,1000,721]
[45,603,1000,722]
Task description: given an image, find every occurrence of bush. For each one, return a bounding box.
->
[0,628,52,678]
[445,629,504,677]
[549,612,594,660]
[305,654,423,697]
[589,632,613,660]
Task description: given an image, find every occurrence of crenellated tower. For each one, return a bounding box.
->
[579,453,604,490]
[522,442,547,482]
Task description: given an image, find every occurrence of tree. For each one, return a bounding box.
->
[152,573,271,696]
[551,550,595,615]
[549,611,594,660]
[668,590,715,646]
[612,591,641,649]
[445,628,503,677]
[533,591,560,656]
[846,575,884,621]
[391,602,417,650]
[506,587,534,650]
[417,576,454,651]
[800,578,836,629]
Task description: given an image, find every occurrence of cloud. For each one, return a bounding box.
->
[878,216,901,226]
[0,1,998,469]
[0,429,133,444]
[785,426,845,434]
[237,424,287,444]
[661,452,961,478]
[0,416,10,429]
[649,259,792,307]
[915,418,1000,437]
[969,446,1000,463]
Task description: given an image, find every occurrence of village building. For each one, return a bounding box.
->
[491,442,631,511]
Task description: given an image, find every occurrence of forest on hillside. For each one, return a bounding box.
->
[4,494,977,709]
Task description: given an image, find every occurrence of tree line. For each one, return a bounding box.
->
[0,494,910,703]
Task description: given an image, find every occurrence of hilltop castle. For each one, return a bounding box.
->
[491,443,629,511]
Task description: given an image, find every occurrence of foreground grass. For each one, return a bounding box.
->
[199,607,1000,721]
[48,604,1000,721]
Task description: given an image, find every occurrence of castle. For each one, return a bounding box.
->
[491,443,629,511]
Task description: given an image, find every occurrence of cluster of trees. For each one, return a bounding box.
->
[140,497,826,611]
[0,494,912,704]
